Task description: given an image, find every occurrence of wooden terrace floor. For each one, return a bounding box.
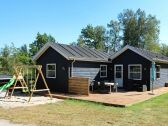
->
[48,87,168,107]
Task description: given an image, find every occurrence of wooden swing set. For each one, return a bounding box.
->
[5,65,52,102]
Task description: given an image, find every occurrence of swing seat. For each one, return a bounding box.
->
[30,89,49,92]
[9,65,52,102]
[11,87,28,89]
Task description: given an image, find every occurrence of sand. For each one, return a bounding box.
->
[0,119,35,126]
[0,91,62,109]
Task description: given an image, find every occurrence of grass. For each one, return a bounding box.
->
[0,93,168,126]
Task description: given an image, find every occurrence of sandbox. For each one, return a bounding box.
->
[0,91,62,109]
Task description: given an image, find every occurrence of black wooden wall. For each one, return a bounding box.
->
[36,47,112,92]
[36,47,69,92]
[36,47,168,92]
[111,49,151,91]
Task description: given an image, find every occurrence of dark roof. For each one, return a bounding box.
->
[110,45,168,63]
[129,46,168,62]
[33,42,110,62]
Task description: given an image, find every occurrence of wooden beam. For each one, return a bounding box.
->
[30,89,49,92]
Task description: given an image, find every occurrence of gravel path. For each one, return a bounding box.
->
[0,119,35,126]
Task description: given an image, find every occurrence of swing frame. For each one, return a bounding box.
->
[6,65,52,102]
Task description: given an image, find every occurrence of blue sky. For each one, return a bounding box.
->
[0,0,168,48]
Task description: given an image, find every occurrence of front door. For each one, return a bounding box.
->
[114,65,123,87]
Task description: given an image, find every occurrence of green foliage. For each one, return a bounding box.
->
[107,20,121,52]
[0,45,10,73]
[77,25,107,51]
[16,44,31,65]
[77,9,161,53]
[77,35,85,47]
[160,43,168,56]
[0,32,56,74]
[118,9,160,52]
[0,43,24,74]
[69,42,78,46]
[29,32,56,56]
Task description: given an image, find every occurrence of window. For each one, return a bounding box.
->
[100,65,107,78]
[156,65,160,79]
[128,64,142,80]
[115,65,122,78]
[46,64,56,78]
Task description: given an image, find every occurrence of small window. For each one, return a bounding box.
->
[46,64,56,78]
[100,65,107,78]
[115,65,122,78]
[156,65,160,79]
[128,64,142,80]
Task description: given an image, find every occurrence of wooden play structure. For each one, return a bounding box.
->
[4,65,52,102]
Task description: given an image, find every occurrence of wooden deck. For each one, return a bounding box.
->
[47,87,168,107]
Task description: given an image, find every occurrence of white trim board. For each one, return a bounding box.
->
[32,42,69,61]
[46,63,56,78]
[114,64,123,87]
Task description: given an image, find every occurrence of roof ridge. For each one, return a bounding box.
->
[133,46,166,57]
[50,42,110,62]
[128,45,168,62]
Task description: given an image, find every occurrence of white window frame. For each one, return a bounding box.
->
[128,64,142,80]
[100,65,107,78]
[46,64,56,78]
[114,64,123,79]
[156,65,160,80]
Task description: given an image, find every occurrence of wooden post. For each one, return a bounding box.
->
[28,65,52,102]
[5,65,52,102]
[28,72,40,102]
[38,66,52,99]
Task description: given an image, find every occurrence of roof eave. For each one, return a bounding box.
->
[32,42,69,61]
[153,58,168,64]
[32,42,51,61]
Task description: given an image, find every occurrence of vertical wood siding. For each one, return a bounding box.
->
[112,49,151,91]
[36,47,69,92]
[69,77,89,95]
[153,64,168,88]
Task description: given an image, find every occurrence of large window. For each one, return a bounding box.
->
[156,65,160,79]
[46,64,56,78]
[100,65,107,78]
[128,64,142,80]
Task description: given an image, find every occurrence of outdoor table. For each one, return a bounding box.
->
[104,82,118,93]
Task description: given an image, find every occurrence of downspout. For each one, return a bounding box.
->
[71,59,75,77]
[151,61,155,94]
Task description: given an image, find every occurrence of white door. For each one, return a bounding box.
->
[114,65,123,87]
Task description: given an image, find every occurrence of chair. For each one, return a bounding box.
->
[113,83,118,92]
[90,80,95,92]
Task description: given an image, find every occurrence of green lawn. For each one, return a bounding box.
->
[0,93,168,126]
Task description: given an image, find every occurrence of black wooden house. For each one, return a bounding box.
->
[110,45,168,91]
[33,42,111,92]
[33,43,168,92]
